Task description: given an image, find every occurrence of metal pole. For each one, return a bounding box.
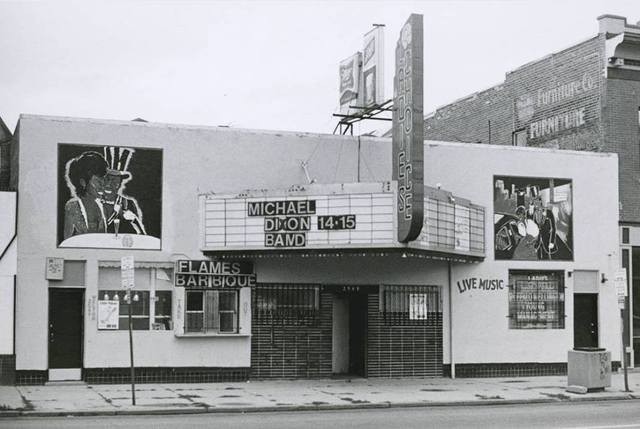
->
[128,294,136,405]
[621,309,629,392]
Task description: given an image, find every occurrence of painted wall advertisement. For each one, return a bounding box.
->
[57,144,163,249]
[494,176,572,260]
[392,13,424,243]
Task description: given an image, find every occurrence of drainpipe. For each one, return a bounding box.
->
[448,260,455,378]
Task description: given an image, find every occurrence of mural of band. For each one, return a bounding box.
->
[57,144,162,249]
[494,176,572,260]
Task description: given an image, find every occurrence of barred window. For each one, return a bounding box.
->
[253,284,320,324]
[380,285,441,325]
[508,270,565,329]
[185,290,238,334]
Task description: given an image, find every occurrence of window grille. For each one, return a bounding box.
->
[508,271,565,329]
[380,285,441,325]
[253,284,320,325]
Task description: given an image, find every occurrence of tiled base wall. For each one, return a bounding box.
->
[84,367,250,384]
[0,355,16,385]
[444,363,567,378]
[443,361,624,378]
[15,370,47,385]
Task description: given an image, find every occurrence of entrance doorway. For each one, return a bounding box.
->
[332,287,367,377]
[574,293,598,348]
[49,288,84,381]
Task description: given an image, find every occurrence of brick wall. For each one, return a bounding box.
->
[250,292,333,379]
[603,73,640,223]
[424,85,512,145]
[366,293,443,378]
[425,36,605,150]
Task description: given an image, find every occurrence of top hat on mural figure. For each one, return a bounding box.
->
[103,146,135,177]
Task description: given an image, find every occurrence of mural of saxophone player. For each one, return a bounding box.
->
[101,146,147,236]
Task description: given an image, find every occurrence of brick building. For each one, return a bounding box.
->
[423,15,640,368]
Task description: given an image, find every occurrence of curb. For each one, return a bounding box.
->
[1,394,639,418]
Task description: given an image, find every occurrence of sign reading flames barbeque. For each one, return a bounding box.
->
[392,14,424,243]
[175,260,256,288]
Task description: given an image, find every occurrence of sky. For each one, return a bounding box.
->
[1,0,639,136]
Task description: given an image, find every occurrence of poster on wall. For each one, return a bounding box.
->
[494,176,572,260]
[508,270,564,329]
[57,144,162,249]
[97,300,119,330]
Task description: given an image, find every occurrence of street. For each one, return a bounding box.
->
[2,400,640,429]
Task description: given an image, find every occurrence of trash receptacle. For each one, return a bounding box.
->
[567,347,611,391]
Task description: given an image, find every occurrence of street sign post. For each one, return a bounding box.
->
[613,269,630,392]
[121,255,136,405]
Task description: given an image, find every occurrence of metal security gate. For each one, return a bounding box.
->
[250,284,332,379]
[367,285,443,377]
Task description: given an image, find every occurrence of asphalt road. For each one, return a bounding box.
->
[2,400,640,429]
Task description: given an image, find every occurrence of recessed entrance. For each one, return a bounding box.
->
[48,288,84,381]
[332,287,367,377]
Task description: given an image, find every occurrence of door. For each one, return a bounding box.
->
[574,293,598,348]
[49,288,84,369]
[331,287,368,377]
[348,292,367,376]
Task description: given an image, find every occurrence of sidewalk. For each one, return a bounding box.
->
[1,371,639,417]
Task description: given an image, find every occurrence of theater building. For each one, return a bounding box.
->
[0,114,620,384]
[422,15,640,367]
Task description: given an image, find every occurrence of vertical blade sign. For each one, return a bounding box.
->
[393,14,424,243]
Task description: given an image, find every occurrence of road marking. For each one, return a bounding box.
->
[560,424,640,429]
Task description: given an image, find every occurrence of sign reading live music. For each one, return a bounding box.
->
[392,13,424,243]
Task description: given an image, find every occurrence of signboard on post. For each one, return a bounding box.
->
[392,13,424,243]
[121,255,135,289]
[614,269,627,309]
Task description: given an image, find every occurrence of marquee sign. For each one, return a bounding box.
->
[200,183,485,259]
[201,183,394,251]
[392,13,424,243]
[174,260,256,288]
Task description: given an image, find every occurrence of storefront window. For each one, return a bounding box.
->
[508,270,565,329]
[98,290,150,330]
[97,265,173,331]
[185,290,238,334]
[380,285,441,325]
[154,291,173,330]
